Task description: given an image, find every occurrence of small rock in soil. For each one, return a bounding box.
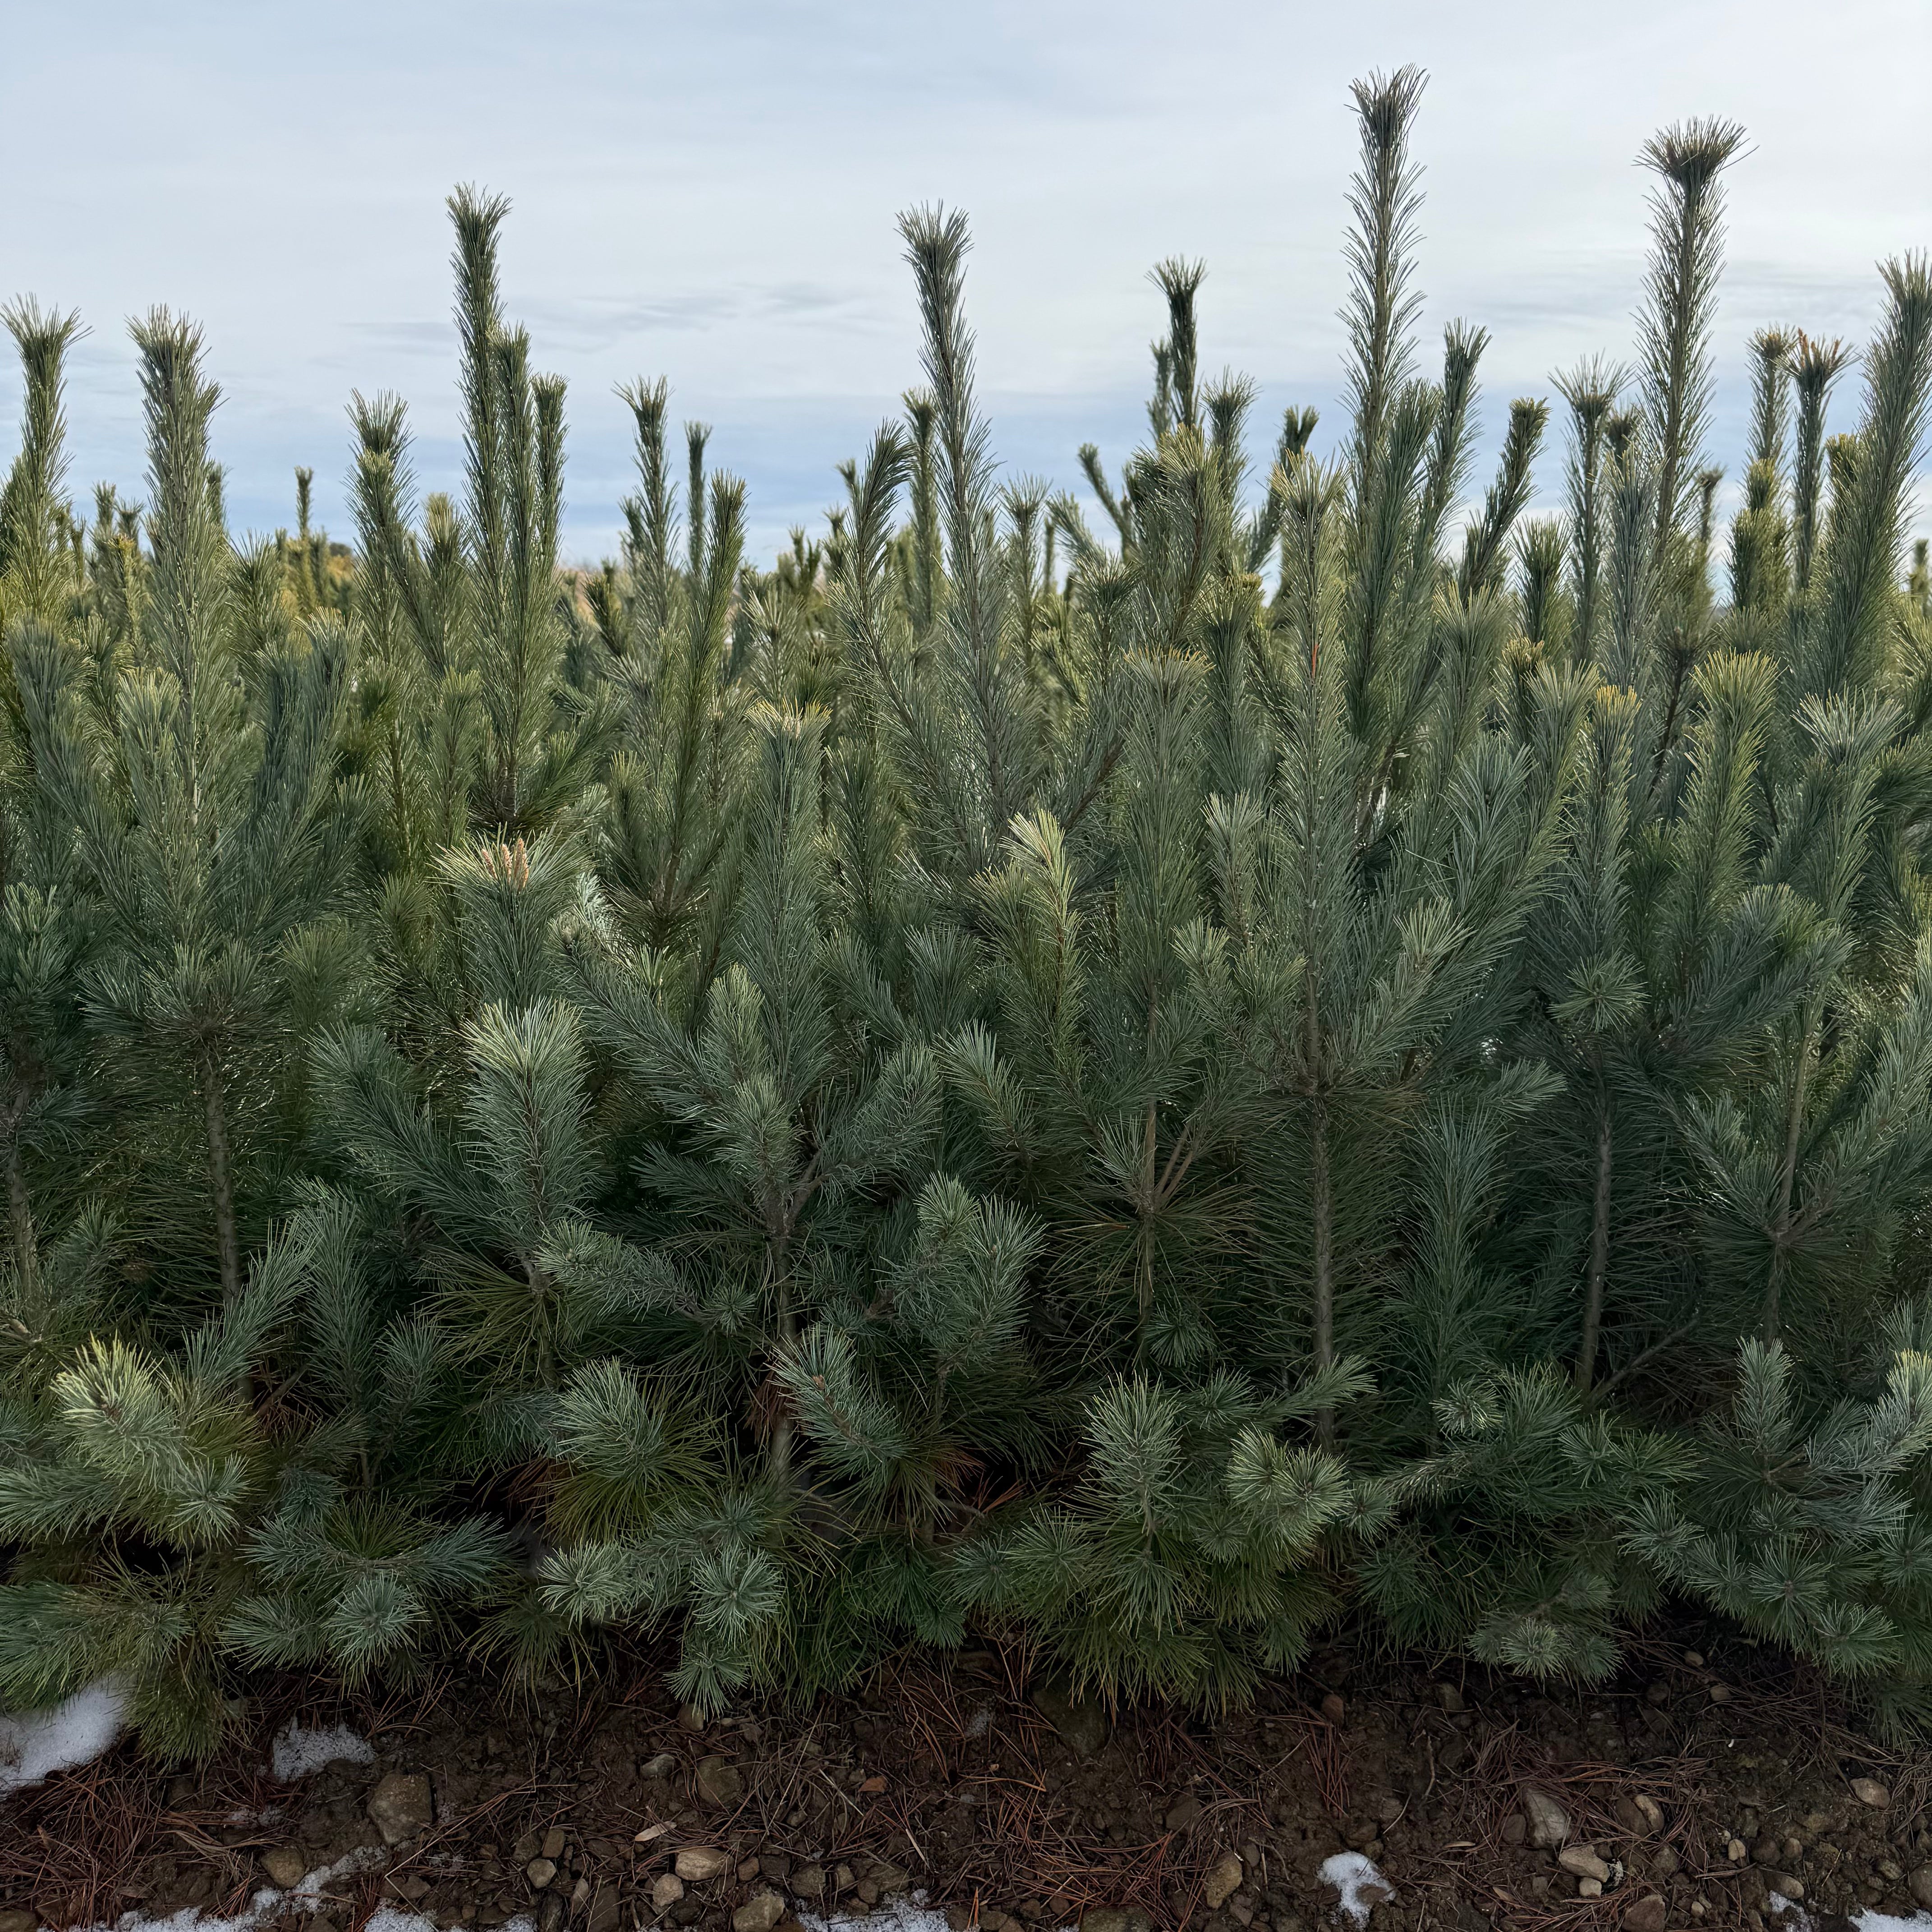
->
[262,1845,310,1889]
[1625,1896,1668,1932]
[1205,1852,1245,1909]
[676,1846,731,1882]
[0,1913,39,1932]
[734,1891,787,1932]
[793,1864,826,1897]
[366,1771,434,1845]
[1769,1875,1804,1901]
[526,1858,557,1889]
[1852,1777,1891,1808]
[1433,1683,1465,1714]
[1521,1786,1570,1849]
[1034,1680,1109,1758]
[1319,1694,1346,1725]
[1557,1847,1610,1883]
[653,1874,686,1910]
[1166,1792,1203,1832]
[1500,1813,1526,1846]
[871,1862,911,1891]
[696,1754,744,1807]
[587,1889,622,1932]
[541,1826,566,1861]
[640,1751,679,1779]
[1912,1866,1932,1911]
[737,1857,761,1882]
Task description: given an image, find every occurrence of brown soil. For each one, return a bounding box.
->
[5,1626,1931,1932]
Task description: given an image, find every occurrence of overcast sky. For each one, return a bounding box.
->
[3,0,1927,566]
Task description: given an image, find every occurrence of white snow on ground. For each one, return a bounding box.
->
[799,1896,951,1932]
[1775,1898,1932,1932]
[0,1680,129,1798]
[1320,1851,1392,1925]
[267,1720,374,1781]
[27,1849,537,1932]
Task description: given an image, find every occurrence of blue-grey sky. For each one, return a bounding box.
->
[3,0,1927,566]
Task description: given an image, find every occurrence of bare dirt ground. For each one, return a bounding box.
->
[5,1622,1930,1932]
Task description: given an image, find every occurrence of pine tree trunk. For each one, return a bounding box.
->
[1311,1097,1335,1446]
[1652,192,1702,550]
[200,1047,243,1304]
[768,1213,798,1477]
[1574,421,1603,658]
[1765,1023,1814,1344]
[1138,1097,1158,1346]
[525,1257,557,1389]
[5,1117,36,1296]
[1576,1109,1613,1397]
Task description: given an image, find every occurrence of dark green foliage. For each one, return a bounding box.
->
[4,79,1932,1760]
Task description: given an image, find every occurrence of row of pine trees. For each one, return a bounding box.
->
[5,71,1932,1759]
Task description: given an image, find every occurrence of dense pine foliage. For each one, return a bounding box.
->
[5,72,1932,1760]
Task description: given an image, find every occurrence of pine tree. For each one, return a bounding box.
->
[1636,119,1748,549]
[12,313,357,1306]
[4,80,1932,1751]
[0,301,85,629]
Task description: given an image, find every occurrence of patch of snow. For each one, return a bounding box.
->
[1770,1899,1932,1932]
[359,1914,450,1932]
[1320,1851,1393,1926]
[269,1720,374,1781]
[0,1679,129,1798]
[798,1897,952,1932]
[24,1854,523,1932]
